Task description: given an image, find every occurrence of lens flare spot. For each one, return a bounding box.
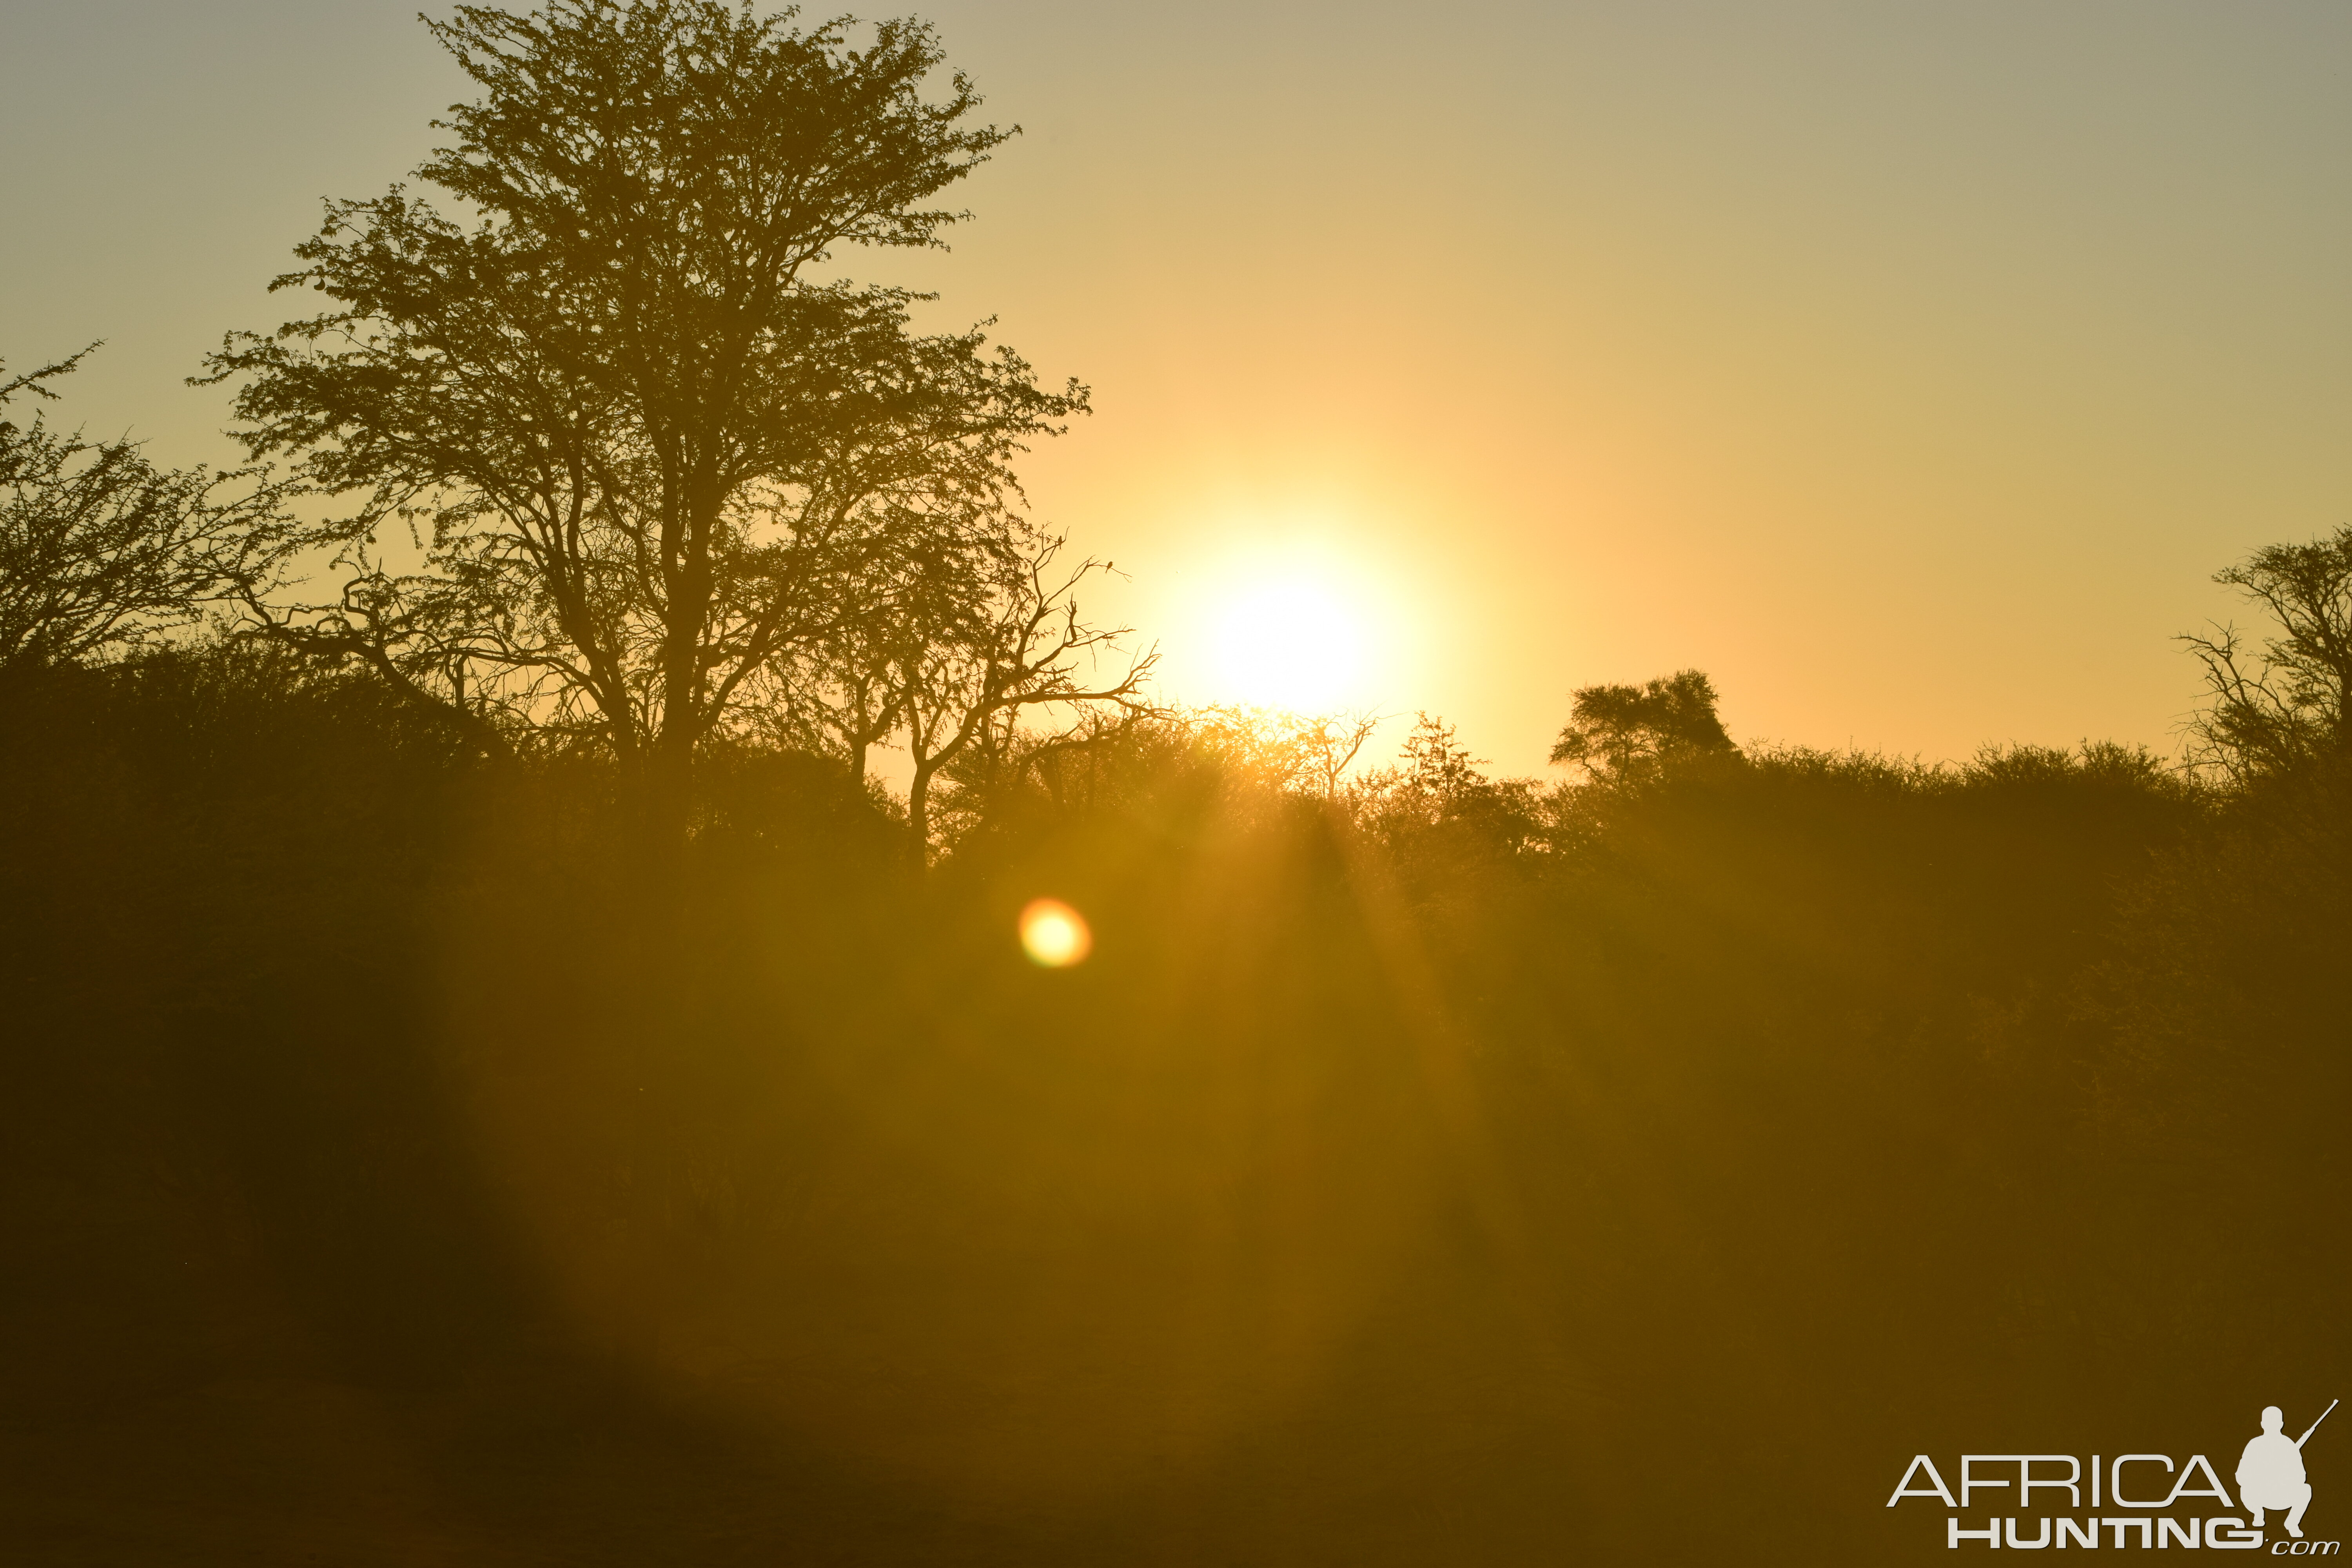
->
[1018,898,1092,967]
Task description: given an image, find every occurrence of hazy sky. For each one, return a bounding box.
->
[5,1,2348,773]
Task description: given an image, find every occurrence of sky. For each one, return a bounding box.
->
[4,0,2349,774]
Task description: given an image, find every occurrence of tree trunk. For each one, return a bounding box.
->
[643,726,697,849]
[907,760,935,864]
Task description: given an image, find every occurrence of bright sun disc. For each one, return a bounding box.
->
[1018,898,1092,967]
[1210,574,1368,711]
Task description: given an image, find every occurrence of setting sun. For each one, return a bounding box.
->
[1209,574,1368,712]
[1163,529,1411,715]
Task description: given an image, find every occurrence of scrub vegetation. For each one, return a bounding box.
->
[4,3,2348,1563]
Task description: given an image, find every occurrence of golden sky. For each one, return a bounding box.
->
[6,1,2348,773]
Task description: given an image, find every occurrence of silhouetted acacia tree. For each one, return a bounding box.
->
[865,524,1153,854]
[1549,668,1738,779]
[1400,713,1491,806]
[1345,713,1543,855]
[2181,526,2352,781]
[799,604,904,789]
[203,0,1083,825]
[1,350,281,672]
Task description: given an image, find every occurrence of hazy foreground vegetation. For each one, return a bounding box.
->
[5,2,2350,1563]
[4,622,2347,1563]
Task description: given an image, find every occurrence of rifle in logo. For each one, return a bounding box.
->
[2304,1402,2340,1450]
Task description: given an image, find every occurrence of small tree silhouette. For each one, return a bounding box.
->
[1,348,282,671]
[2181,526,2352,781]
[1549,668,1737,779]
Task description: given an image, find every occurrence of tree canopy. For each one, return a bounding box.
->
[1548,667,1738,778]
[2182,525,2352,781]
[1,349,280,673]
[204,0,1086,817]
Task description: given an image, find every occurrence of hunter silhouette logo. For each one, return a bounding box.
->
[2245,1401,2336,1539]
[1887,1398,2339,1552]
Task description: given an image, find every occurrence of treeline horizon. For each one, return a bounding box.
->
[4,596,2347,1561]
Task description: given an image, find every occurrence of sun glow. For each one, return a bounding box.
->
[1154,515,1421,717]
[1205,570,1377,713]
